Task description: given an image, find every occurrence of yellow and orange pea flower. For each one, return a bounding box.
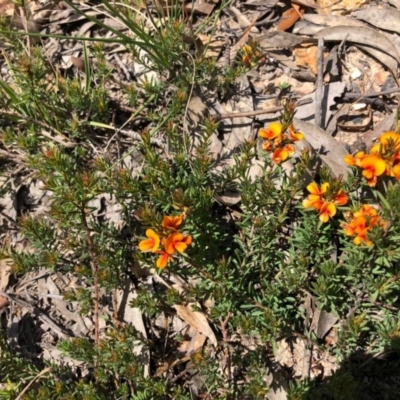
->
[272,144,295,164]
[165,232,192,255]
[360,155,386,186]
[259,122,283,140]
[259,123,303,164]
[345,131,400,185]
[302,182,348,223]
[162,215,183,231]
[288,124,304,141]
[343,216,371,245]
[139,215,193,269]
[138,229,160,252]
[342,204,386,246]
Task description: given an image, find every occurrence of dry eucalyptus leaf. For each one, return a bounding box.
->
[256,30,307,49]
[315,26,400,76]
[178,326,207,355]
[293,118,350,177]
[277,6,302,32]
[352,6,400,35]
[303,13,366,27]
[173,304,217,346]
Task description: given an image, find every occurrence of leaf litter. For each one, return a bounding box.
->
[1,0,400,397]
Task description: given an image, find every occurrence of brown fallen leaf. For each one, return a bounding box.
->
[294,42,319,74]
[173,304,217,346]
[277,6,303,32]
[316,0,369,15]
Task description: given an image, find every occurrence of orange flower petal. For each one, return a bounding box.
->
[139,238,155,252]
[272,148,289,164]
[288,125,304,141]
[360,156,386,176]
[306,182,329,195]
[259,122,282,140]
[344,154,357,166]
[319,202,336,223]
[162,215,183,230]
[156,251,172,269]
[334,190,348,206]
[393,164,400,180]
[139,229,160,252]
[379,131,400,147]
[283,144,295,157]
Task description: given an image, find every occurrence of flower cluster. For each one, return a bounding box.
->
[342,205,386,246]
[241,44,263,68]
[258,123,304,164]
[302,181,348,223]
[344,131,400,186]
[138,215,192,269]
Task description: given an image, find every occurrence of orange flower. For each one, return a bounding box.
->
[344,151,366,167]
[353,204,377,218]
[302,194,324,210]
[378,131,400,149]
[162,215,183,231]
[319,202,336,223]
[138,229,160,252]
[288,125,304,141]
[259,122,282,140]
[333,189,348,206]
[393,164,400,180]
[165,232,192,255]
[343,204,386,246]
[272,145,295,163]
[156,250,173,269]
[360,155,386,186]
[306,182,329,196]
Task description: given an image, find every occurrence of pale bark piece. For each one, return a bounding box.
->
[184,94,223,160]
[295,81,346,127]
[293,118,350,177]
[116,280,150,377]
[316,0,369,16]
[387,0,400,9]
[173,304,217,346]
[310,308,338,339]
[352,6,400,36]
[222,75,254,152]
[0,259,11,293]
[315,26,400,76]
